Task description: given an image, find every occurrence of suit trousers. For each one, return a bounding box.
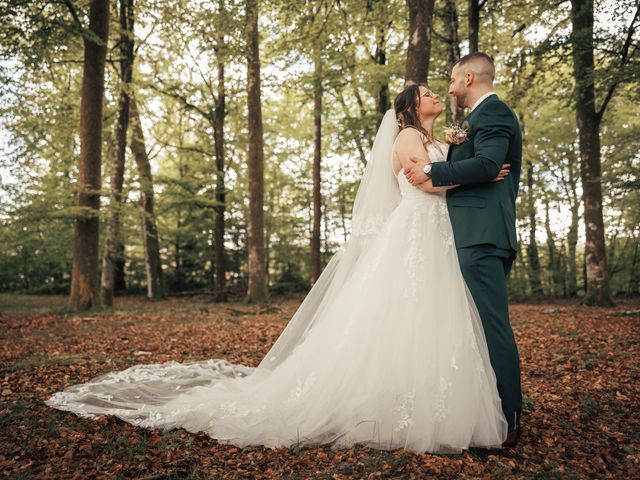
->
[457,244,522,432]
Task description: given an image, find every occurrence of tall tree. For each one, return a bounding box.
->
[468,0,487,53]
[374,22,392,116]
[443,0,464,124]
[246,0,268,302]
[404,0,436,84]
[525,161,543,296]
[544,193,564,296]
[101,0,134,306]
[150,0,233,300]
[311,37,322,285]
[213,0,228,301]
[560,149,581,296]
[68,0,110,310]
[568,0,634,306]
[129,95,165,300]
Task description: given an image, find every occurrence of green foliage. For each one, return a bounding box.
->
[0,0,638,299]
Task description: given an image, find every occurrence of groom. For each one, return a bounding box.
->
[405,52,523,447]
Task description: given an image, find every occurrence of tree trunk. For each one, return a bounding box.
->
[69,0,110,310]
[544,195,563,296]
[100,137,122,306]
[404,0,436,84]
[565,150,581,296]
[213,11,227,301]
[115,240,126,291]
[629,240,639,294]
[129,95,165,300]
[567,202,580,296]
[101,0,133,307]
[311,39,322,285]
[525,162,543,296]
[570,0,614,306]
[468,0,480,53]
[443,0,464,124]
[246,0,267,302]
[374,24,390,116]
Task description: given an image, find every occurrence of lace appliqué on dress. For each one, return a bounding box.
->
[434,377,453,423]
[402,209,428,298]
[393,389,416,432]
[286,372,317,404]
[434,197,454,252]
[352,215,386,239]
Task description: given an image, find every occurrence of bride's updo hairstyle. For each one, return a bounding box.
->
[394,81,433,143]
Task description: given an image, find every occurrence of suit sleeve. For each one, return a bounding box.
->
[430,102,513,186]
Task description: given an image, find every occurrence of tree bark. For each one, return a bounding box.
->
[101,0,133,307]
[564,149,581,296]
[129,95,165,300]
[570,0,614,306]
[404,0,436,84]
[311,39,322,285]
[115,240,126,291]
[525,162,543,296]
[544,195,563,296]
[629,239,639,294]
[566,204,580,295]
[213,3,227,301]
[443,0,464,124]
[374,24,390,116]
[69,0,110,310]
[468,0,480,53]
[246,0,267,302]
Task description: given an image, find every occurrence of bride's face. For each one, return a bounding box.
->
[416,86,442,120]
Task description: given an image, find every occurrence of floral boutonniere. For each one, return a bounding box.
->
[444,121,470,145]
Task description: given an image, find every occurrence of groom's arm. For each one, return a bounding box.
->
[430,102,513,187]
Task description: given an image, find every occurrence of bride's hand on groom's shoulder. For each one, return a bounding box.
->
[404,156,429,186]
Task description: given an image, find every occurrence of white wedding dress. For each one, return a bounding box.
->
[46,113,508,454]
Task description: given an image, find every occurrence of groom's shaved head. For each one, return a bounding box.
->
[449,51,496,108]
[455,52,495,83]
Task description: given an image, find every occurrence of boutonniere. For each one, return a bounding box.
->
[444,122,470,145]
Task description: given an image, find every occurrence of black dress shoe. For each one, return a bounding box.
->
[502,424,522,448]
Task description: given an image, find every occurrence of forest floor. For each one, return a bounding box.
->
[0,293,638,479]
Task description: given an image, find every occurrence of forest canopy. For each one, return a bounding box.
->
[0,0,638,307]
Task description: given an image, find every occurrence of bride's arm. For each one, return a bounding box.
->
[395,129,430,173]
[396,132,460,192]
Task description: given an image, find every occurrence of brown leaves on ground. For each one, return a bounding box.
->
[0,294,638,479]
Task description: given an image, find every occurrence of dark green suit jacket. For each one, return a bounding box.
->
[430,94,521,256]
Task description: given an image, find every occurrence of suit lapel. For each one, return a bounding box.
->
[462,93,498,124]
[446,93,498,162]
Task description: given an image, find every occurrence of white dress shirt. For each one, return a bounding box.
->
[470,91,497,112]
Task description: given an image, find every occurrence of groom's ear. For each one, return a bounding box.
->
[465,72,474,87]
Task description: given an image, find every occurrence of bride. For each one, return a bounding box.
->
[46,83,509,454]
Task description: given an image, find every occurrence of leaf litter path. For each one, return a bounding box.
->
[0,294,638,479]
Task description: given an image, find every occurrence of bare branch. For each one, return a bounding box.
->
[62,0,82,28]
[148,81,214,124]
[596,4,640,123]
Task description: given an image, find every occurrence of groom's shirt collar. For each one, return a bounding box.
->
[470,91,497,112]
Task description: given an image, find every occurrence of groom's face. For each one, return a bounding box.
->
[448,64,468,109]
